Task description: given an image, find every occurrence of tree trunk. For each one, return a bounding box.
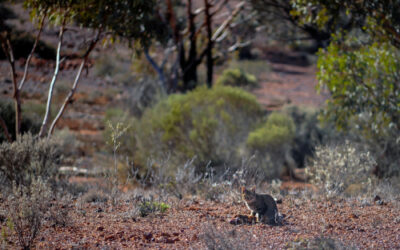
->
[204,0,213,88]
[0,35,21,136]
[47,29,101,137]
[181,0,198,91]
[39,19,66,137]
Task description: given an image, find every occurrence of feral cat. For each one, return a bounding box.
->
[241,186,278,225]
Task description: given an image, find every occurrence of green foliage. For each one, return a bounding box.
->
[246,112,296,179]
[216,68,258,88]
[318,41,400,136]
[23,0,166,46]
[306,142,376,196]
[247,112,295,151]
[291,0,400,49]
[317,40,400,176]
[103,108,137,156]
[0,100,40,143]
[250,0,335,49]
[138,199,170,217]
[1,217,13,249]
[0,133,62,187]
[133,86,264,171]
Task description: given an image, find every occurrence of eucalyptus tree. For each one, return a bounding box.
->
[291,0,400,176]
[144,0,247,92]
[0,0,162,139]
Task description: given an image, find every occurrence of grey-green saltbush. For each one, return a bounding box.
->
[0,133,62,187]
[306,141,376,196]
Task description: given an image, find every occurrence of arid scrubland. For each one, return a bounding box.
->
[1,0,400,249]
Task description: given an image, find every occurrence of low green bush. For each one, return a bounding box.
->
[247,112,295,151]
[133,86,264,173]
[246,112,295,178]
[138,199,170,217]
[215,68,257,88]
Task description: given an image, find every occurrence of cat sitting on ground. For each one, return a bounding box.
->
[241,186,279,225]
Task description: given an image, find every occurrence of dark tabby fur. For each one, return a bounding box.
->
[241,186,278,225]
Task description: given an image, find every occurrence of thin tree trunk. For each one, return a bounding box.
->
[39,18,66,137]
[47,29,101,137]
[0,35,21,136]
[144,48,167,90]
[211,1,245,42]
[204,0,213,88]
[18,13,47,90]
[181,0,198,91]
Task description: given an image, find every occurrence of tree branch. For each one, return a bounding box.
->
[0,32,21,136]
[18,12,47,91]
[39,16,67,137]
[47,29,102,137]
[211,1,245,42]
[144,47,167,90]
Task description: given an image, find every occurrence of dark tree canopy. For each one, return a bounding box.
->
[291,0,400,48]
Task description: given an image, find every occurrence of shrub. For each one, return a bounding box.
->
[6,178,52,250]
[306,141,376,196]
[247,112,295,151]
[318,40,400,177]
[52,128,82,163]
[133,86,264,173]
[246,112,295,179]
[215,68,257,88]
[103,108,137,157]
[0,100,41,143]
[282,105,335,168]
[137,197,170,217]
[0,133,62,187]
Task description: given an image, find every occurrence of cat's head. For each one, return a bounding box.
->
[241,186,256,201]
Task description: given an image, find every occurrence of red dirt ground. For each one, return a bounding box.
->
[253,62,329,110]
[2,194,399,249]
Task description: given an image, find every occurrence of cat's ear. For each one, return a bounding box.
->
[250,186,256,192]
